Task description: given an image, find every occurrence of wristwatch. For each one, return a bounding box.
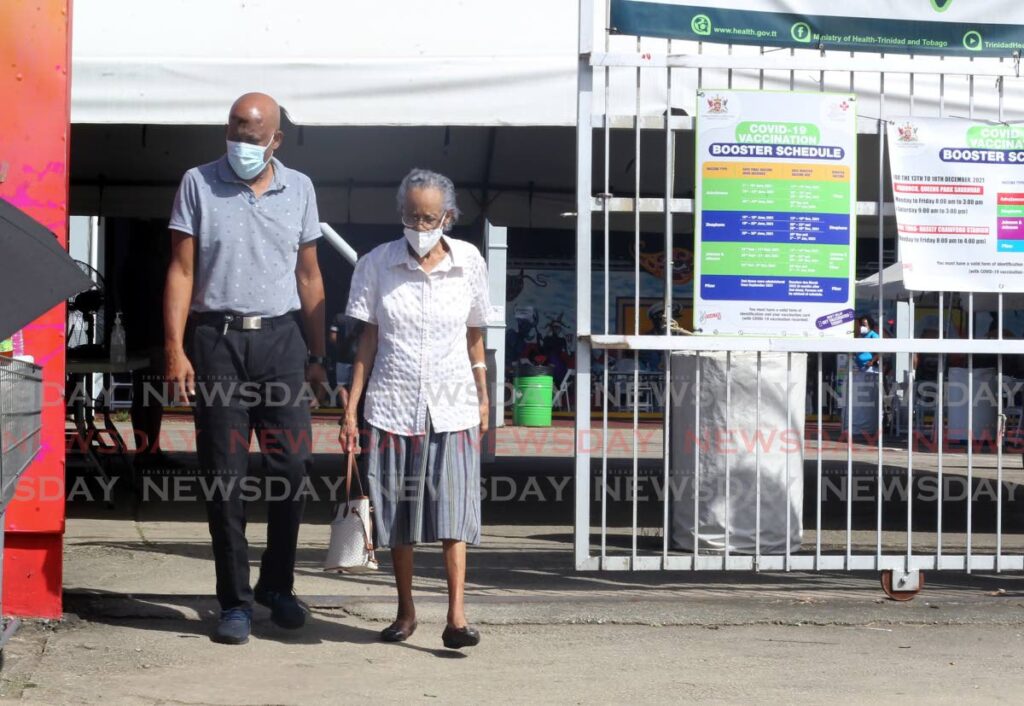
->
[308,355,328,367]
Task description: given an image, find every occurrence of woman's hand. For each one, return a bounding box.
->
[339,323,375,455]
[478,396,490,435]
[338,412,361,455]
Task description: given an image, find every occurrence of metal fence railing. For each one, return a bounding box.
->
[0,354,42,649]
[0,356,43,511]
[573,0,1024,599]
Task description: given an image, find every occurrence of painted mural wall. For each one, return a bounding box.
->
[505,246,694,379]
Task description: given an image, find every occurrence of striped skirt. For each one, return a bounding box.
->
[366,419,481,548]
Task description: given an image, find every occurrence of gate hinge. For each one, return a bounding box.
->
[890,569,921,591]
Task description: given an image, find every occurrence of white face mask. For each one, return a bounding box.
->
[403,225,445,257]
[859,325,869,335]
[226,136,274,181]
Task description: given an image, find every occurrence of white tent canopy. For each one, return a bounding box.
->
[68,0,1024,228]
[72,0,1024,128]
[856,262,1024,312]
[855,262,913,301]
[71,0,579,126]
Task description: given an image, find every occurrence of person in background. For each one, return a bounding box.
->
[164,92,327,645]
[847,315,883,442]
[328,312,360,409]
[976,318,1013,371]
[913,327,940,378]
[855,315,880,373]
[339,168,489,651]
[117,219,174,472]
[612,350,640,374]
[1000,328,1021,381]
[906,325,941,438]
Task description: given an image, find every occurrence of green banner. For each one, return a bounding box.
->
[966,125,1024,150]
[610,0,1024,56]
[701,242,850,278]
[701,178,851,214]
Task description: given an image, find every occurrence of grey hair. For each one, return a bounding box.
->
[396,168,461,230]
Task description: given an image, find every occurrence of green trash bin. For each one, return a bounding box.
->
[513,363,554,427]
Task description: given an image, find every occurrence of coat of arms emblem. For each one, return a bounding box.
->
[897,122,918,142]
[706,95,728,114]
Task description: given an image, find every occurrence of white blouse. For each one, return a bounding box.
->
[345,236,491,435]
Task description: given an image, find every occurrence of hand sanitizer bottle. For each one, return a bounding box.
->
[110,312,127,364]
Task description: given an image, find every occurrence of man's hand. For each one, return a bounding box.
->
[164,231,195,405]
[165,345,195,405]
[306,361,329,407]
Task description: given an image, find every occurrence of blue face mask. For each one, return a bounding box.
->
[225,136,274,181]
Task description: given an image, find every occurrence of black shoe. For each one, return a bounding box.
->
[212,607,252,645]
[254,585,307,630]
[442,625,481,649]
[380,620,417,643]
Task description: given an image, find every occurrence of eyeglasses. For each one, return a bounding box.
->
[401,212,446,229]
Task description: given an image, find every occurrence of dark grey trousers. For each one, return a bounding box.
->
[188,314,312,611]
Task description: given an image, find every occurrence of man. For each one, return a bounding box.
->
[164,93,327,645]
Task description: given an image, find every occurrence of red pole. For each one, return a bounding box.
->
[0,0,73,619]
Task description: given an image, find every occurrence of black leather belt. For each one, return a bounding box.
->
[192,311,296,333]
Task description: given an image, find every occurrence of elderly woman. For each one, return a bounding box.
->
[339,168,489,650]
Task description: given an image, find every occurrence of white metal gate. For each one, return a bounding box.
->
[573,0,1024,593]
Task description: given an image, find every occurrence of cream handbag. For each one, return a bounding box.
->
[324,453,379,573]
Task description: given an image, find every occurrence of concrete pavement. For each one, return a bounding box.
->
[6,419,1024,703]
[3,620,1024,704]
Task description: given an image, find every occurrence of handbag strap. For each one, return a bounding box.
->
[345,451,367,501]
[332,454,376,555]
[350,506,376,553]
[345,454,375,553]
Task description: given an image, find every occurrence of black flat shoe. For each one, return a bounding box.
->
[442,625,481,649]
[380,620,417,642]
